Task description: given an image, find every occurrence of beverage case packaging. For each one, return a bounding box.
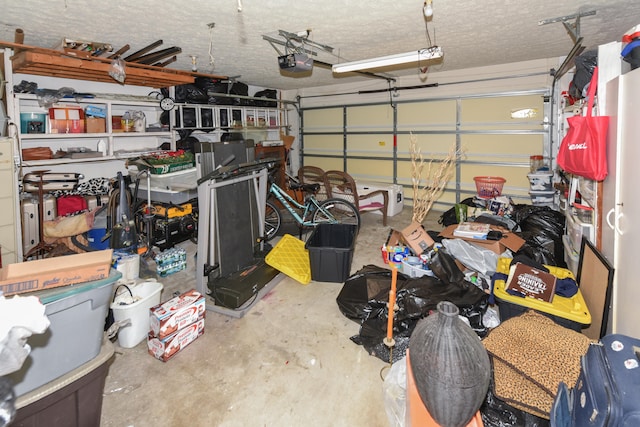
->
[148,318,205,362]
[149,289,205,339]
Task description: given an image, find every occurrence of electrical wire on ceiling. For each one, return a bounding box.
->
[420,0,436,75]
[207,22,216,70]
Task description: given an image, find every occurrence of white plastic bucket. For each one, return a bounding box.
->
[111,280,163,348]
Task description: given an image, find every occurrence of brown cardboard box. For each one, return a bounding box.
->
[0,250,113,296]
[401,221,435,255]
[147,318,205,362]
[439,224,525,254]
[149,289,206,339]
[86,117,106,133]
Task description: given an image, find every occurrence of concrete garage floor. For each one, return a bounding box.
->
[100,206,443,427]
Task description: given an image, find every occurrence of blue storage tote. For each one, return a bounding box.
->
[305,223,357,283]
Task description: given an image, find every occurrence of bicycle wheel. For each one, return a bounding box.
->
[264,201,282,241]
[314,198,361,229]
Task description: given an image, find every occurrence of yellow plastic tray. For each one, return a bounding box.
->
[265,234,311,285]
[494,257,591,325]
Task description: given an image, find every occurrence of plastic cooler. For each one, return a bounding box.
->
[7,269,120,397]
[493,257,591,331]
[305,223,357,283]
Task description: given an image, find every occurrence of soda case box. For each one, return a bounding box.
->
[148,318,205,362]
[0,250,113,296]
[149,289,206,339]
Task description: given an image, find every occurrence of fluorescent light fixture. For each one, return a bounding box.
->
[332,46,443,73]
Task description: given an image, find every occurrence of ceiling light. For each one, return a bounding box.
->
[332,46,443,73]
[423,0,433,18]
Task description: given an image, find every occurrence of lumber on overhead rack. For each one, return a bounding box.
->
[0,40,227,88]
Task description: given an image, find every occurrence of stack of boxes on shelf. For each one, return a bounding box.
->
[527,155,555,207]
[562,177,596,275]
[148,289,206,361]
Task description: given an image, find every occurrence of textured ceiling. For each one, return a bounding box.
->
[1,0,639,90]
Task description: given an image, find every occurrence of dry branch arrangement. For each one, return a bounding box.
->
[410,134,462,223]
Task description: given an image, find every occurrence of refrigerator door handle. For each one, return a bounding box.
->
[606,208,615,230]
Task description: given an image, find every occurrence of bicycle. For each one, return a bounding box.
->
[263,173,360,241]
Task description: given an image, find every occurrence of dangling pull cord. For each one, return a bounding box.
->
[380,266,398,380]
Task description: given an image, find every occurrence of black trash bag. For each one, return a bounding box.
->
[338,260,489,363]
[480,374,550,427]
[512,204,566,267]
[196,77,234,105]
[254,89,278,107]
[568,50,598,100]
[172,84,208,104]
[438,197,480,226]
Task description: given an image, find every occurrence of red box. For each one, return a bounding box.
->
[149,289,205,339]
[147,318,205,362]
[49,106,85,133]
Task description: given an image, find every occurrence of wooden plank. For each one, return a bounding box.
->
[2,40,227,87]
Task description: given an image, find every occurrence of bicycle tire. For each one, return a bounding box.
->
[264,201,282,241]
[313,198,361,229]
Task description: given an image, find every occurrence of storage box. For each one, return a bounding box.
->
[48,106,85,133]
[566,211,594,253]
[147,318,205,362]
[401,221,435,256]
[148,160,195,175]
[493,257,591,331]
[7,270,119,397]
[149,289,206,339]
[0,249,113,296]
[527,172,553,191]
[356,181,404,217]
[20,112,47,134]
[529,190,555,206]
[439,224,525,255]
[13,340,114,426]
[305,223,357,283]
[85,117,106,133]
[562,234,580,276]
[401,257,434,278]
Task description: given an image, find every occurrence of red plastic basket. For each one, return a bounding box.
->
[474,176,506,199]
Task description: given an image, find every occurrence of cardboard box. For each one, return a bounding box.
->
[439,224,525,255]
[381,229,410,265]
[149,289,206,339]
[0,250,113,296]
[147,318,205,362]
[401,221,435,255]
[85,117,106,133]
[48,106,85,134]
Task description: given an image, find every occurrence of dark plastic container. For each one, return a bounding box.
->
[496,297,583,332]
[305,223,357,283]
[12,341,114,427]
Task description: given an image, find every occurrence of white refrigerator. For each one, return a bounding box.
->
[601,65,640,339]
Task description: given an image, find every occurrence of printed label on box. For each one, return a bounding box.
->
[505,262,557,302]
[148,318,205,362]
[149,289,205,339]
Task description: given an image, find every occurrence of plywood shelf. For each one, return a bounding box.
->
[1,41,227,88]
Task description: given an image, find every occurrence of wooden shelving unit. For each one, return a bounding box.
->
[1,40,227,88]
